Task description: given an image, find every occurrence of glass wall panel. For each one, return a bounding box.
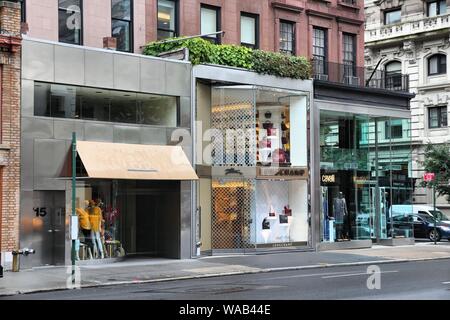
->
[33,82,179,127]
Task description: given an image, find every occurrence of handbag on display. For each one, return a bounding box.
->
[267,127,277,136]
[269,205,276,217]
[282,137,288,145]
[272,148,287,163]
[262,218,271,230]
[279,214,288,224]
[283,205,292,216]
[263,121,273,129]
[264,111,272,119]
[281,121,288,131]
[260,139,271,148]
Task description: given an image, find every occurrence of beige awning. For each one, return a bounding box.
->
[76,141,198,180]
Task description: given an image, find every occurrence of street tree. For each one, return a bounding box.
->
[420,143,450,200]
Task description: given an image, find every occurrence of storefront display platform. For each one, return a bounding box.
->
[378,237,415,246]
[317,240,372,251]
[77,257,125,266]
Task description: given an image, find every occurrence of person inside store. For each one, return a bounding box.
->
[76,199,93,259]
[89,199,105,259]
[333,192,348,240]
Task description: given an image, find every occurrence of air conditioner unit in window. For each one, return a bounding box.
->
[315,74,329,81]
[344,76,360,86]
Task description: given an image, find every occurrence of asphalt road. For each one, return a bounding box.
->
[2,259,450,300]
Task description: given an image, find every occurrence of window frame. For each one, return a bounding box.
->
[385,119,403,139]
[111,0,133,53]
[428,54,447,76]
[428,106,448,129]
[157,0,179,40]
[200,4,221,44]
[20,0,26,23]
[58,0,83,45]
[427,0,447,17]
[240,12,259,49]
[312,27,328,75]
[342,33,356,77]
[384,8,402,25]
[279,19,295,56]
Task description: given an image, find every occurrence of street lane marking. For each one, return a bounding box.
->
[260,271,361,281]
[322,270,399,279]
[442,281,450,284]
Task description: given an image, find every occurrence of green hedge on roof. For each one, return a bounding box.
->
[143,37,311,80]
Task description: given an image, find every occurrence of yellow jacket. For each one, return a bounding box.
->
[76,208,91,230]
[89,206,102,232]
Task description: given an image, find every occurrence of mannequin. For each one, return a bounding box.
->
[76,200,93,259]
[89,199,104,259]
[333,192,348,240]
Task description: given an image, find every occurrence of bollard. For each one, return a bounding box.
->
[12,250,20,272]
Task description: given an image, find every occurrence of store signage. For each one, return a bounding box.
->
[423,172,435,182]
[33,207,48,217]
[257,167,308,180]
[321,174,335,183]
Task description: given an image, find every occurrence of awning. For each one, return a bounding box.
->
[76,141,198,180]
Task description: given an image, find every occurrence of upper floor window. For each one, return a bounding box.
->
[58,0,82,45]
[279,20,295,56]
[427,0,447,17]
[34,82,180,127]
[312,27,327,75]
[112,0,133,52]
[240,13,259,49]
[429,106,447,128]
[428,54,447,75]
[201,5,221,44]
[384,8,401,25]
[158,0,177,40]
[20,0,26,23]
[385,119,403,139]
[343,33,356,78]
[385,61,402,89]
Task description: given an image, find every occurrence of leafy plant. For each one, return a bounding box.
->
[143,37,311,79]
[419,143,450,199]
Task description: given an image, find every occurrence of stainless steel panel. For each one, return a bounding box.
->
[53,119,85,140]
[84,50,114,88]
[19,191,35,269]
[315,99,412,118]
[84,122,114,142]
[33,139,68,190]
[140,57,166,94]
[21,137,34,191]
[180,181,192,259]
[139,127,167,145]
[22,117,54,139]
[54,45,85,85]
[165,62,191,97]
[22,40,55,82]
[21,79,35,117]
[179,96,191,128]
[114,54,140,91]
[113,125,141,144]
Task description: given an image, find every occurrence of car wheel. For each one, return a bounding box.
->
[428,229,441,242]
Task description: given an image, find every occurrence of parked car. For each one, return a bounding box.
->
[412,214,450,242]
[390,205,450,222]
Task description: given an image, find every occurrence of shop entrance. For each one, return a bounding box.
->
[32,191,66,266]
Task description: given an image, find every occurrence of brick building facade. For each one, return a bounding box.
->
[23,0,365,68]
[0,0,22,269]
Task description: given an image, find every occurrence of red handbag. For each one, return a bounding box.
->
[272,149,287,163]
[263,121,273,129]
[283,206,292,216]
[260,139,271,148]
[267,128,277,136]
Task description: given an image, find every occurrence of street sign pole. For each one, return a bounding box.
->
[433,183,437,245]
[71,132,76,284]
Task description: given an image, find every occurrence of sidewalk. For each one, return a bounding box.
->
[1,242,449,297]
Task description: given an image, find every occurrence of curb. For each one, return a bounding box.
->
[1,255,450,297]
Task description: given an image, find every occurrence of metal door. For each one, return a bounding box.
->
[32,191,66,266]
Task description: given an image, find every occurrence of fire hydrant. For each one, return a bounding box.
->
[11,248,35,272]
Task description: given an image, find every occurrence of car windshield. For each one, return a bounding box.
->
[429,210,450,221]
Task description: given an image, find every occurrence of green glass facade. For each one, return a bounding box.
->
[319,110,413,242]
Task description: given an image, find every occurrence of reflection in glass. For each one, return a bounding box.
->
[158,0,177,40]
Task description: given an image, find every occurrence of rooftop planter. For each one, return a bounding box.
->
[143,37,311,80]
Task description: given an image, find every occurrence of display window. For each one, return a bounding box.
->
[319,110,414,242]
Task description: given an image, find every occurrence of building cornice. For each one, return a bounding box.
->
[336,16,364,26]
[305,9,334,20]
[271,1,304,13]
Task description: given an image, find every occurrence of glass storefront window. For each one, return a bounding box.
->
[319,110,413,242]
[34,82,180,127]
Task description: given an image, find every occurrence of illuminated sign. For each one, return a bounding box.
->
[321,174,335,183]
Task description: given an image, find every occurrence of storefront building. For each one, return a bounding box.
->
[313,80,415,249]
[193,65,315,254]
[19,38,196,268]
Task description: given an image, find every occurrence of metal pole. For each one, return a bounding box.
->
[71,132,77,283]
[433,183,437,245]
[374,120,380,243]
